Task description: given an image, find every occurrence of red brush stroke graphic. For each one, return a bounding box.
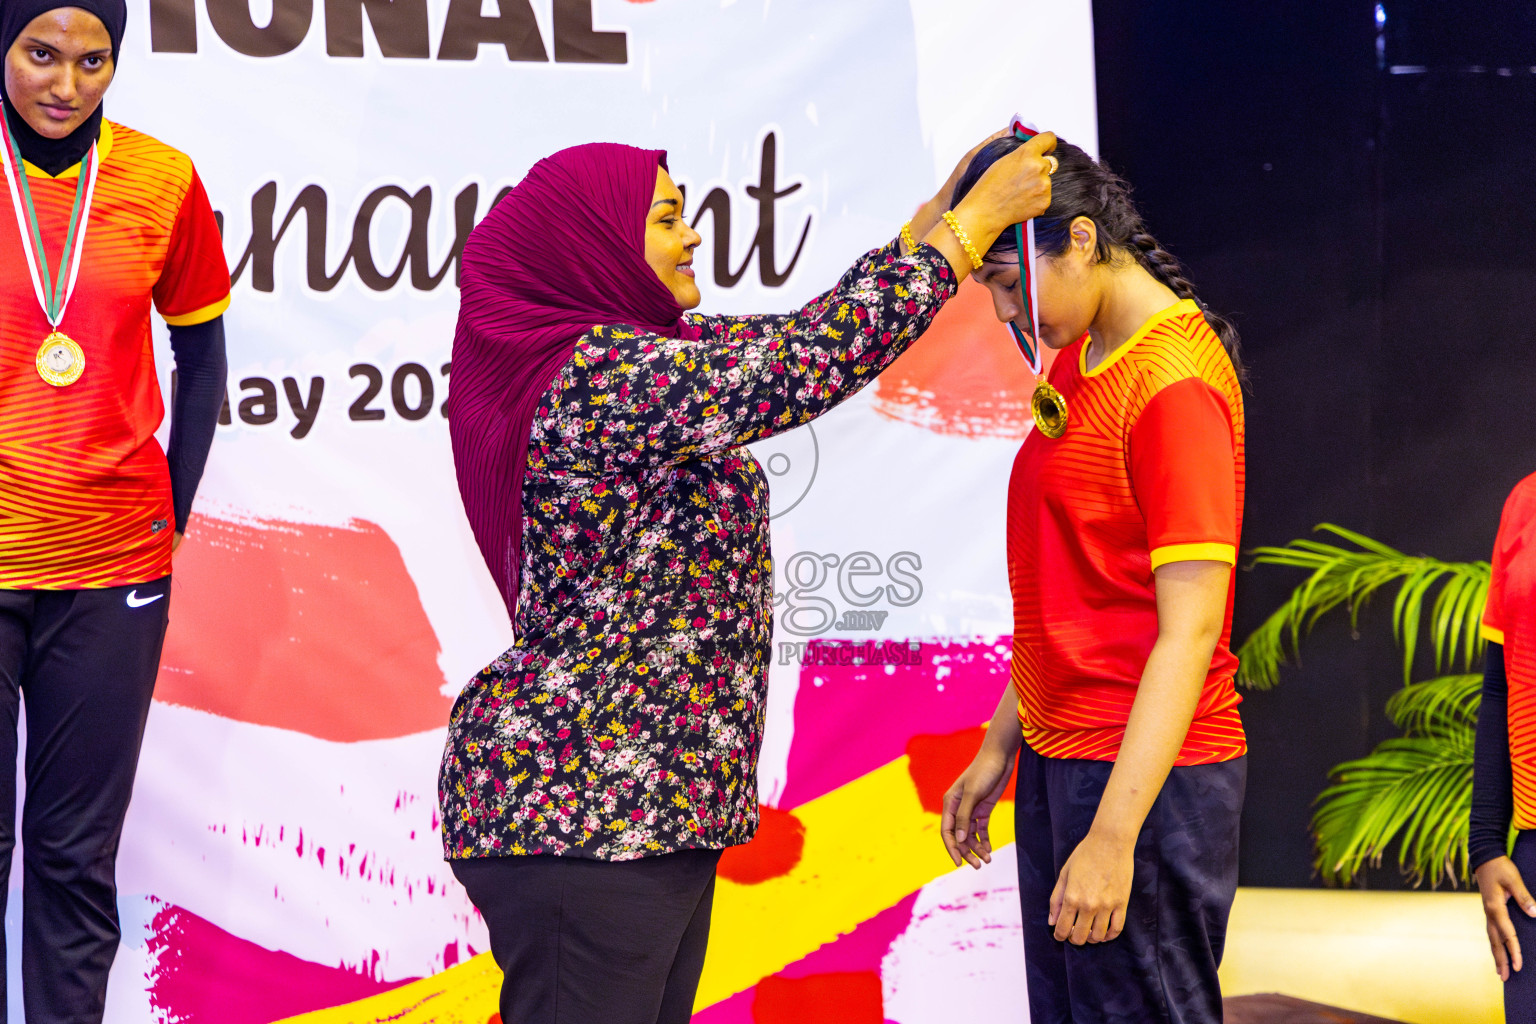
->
[753,972,884,1024]
[779,639,1011,810]
[156,512,453,741]
[693,894,920,1024]
[718,804,806,884]
[146,899,416,1023]
[872,277,1057,438]
[906,726,1018,815]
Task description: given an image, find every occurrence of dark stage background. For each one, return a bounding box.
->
[1093,1,1536,887]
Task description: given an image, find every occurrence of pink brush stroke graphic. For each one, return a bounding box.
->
[778,638,1011,809]
[146,899,419,1023]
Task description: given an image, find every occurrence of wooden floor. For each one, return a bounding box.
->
[1226,994,1407,1024]
[1219,888,1502,1023]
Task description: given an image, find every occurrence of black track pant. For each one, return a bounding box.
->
[1015,744,1247,1024]
[1503,831,1536,1020]
[0,579,170,1024]
[452,848,721,1024]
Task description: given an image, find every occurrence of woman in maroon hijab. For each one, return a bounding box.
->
[441,134,1056,1023]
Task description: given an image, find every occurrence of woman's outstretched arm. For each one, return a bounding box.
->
[536,242,956,475]
[536,134,1057,474]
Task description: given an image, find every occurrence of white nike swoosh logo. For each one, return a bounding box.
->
[126,590,165,608]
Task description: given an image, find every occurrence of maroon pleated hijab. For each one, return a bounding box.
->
[449,143,689,620]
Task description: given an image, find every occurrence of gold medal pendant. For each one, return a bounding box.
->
[2,112,101,391]
[1031,380,1068,439]
[36,331,85,387]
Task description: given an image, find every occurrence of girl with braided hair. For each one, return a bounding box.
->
[938,137,1247,1024]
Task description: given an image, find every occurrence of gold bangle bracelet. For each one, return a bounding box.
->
[900,220,917,254]
[941,210,983,270]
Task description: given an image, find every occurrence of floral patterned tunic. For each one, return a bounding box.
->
[439,241,956,861]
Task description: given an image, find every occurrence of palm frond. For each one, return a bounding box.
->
[1312,737,1473,887]
[1311,673,1480,887]
[1385,673,1482,739]
[1235,524,1490,689]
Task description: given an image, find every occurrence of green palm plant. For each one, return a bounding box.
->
[1235,524,1491,886]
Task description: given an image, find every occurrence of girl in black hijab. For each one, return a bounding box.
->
[0,0,124,174]
[0,2,231,1019]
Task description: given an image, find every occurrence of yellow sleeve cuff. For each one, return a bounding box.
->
[1482,623,1506,645]
[161,293,231,327]
[1150,542,1236,571]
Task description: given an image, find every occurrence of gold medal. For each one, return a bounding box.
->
[36,332,85,386]
[2,101,99,390]
[1032,380,1068,438]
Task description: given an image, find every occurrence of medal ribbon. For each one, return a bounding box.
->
[1008,115,1044,377]
[0,103,99,333]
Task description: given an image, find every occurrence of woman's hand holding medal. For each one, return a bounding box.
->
[915,130,1057,282]
[905,129,1011,255]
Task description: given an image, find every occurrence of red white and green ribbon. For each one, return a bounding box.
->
[1009,114,1043,376]
[0,103,98,334]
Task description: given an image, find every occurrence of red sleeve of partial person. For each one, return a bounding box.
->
[1485,536,1508,645]
[1481,478,1536,644]
[154,168,232,326]
[1129,377,1238,570]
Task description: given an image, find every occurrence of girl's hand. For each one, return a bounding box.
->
[172,532,184,553]
[1475,855,1536,981]
[940,749,1015,869]
[1049,828,1135,945]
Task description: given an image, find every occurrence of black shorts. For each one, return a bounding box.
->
[1014,744,1247,1024]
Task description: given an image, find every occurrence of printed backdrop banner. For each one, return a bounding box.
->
[68,1,1097,1020]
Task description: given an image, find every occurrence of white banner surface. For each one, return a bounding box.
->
[36,1,1098,1019]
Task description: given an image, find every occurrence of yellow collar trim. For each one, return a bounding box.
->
[20,120,114,180]
[1080,298,1200,378]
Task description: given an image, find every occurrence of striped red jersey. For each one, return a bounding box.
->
[0,120,230,589]
[1007,299,1247,764]
[1482,473,1536,828]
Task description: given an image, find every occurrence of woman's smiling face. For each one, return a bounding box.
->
[644,167,703,310]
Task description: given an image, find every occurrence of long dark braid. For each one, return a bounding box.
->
[952,137,1245,381]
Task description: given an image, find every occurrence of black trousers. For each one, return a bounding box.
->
[0,579,170,1024]
[1015,745,1246,1024]
[1504,831,1536,1020]
[452,848,721,1024]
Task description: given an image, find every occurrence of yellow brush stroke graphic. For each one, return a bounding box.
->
[273,753,1013,1022]
[275,954,501,1024]
[698,754,1014,1006]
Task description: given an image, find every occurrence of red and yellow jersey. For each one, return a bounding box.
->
[1007,298,1247,764]
[1482,473,1536,828]
[0,120,230,589]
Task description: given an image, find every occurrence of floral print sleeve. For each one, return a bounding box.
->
[438,240,955,863]
[534,241,956,474]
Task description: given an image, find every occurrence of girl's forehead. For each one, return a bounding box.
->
[18,9,111,45]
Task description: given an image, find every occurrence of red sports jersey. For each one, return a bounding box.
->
[1007,298,1247,764]
[1482,473,1536,828]
[0,120,230,589]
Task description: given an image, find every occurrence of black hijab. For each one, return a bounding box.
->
[0,0,125,176]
